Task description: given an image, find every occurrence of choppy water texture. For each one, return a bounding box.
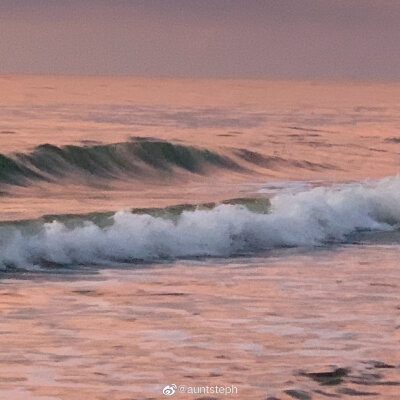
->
[0,76,399,399]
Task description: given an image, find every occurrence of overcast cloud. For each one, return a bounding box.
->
[0,0,399,78]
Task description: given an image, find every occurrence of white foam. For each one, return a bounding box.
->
[2,175,400,269]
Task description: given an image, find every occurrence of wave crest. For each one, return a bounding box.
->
[0,140,334,188]
[0,140,237,186]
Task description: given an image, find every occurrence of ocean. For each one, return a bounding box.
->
[0,76,399,399]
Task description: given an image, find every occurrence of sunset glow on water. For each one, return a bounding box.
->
[1,1,400,399]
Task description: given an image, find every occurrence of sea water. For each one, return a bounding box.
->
[0,76,399,399]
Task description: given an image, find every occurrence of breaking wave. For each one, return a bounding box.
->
[0,140,332,187]
[0,140,236,186]
[2,175,400,270]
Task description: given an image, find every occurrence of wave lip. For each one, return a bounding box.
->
[1,175,400,270]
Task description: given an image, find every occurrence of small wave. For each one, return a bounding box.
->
[235,149,333,171]
[2,176,400,270]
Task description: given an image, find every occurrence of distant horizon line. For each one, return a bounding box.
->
[1,72,400,84]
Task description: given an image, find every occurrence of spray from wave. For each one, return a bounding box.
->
[1,175,400,270]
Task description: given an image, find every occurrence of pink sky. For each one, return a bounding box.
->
[0,0,399,78]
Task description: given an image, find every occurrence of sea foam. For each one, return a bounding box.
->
[2,175,400,269]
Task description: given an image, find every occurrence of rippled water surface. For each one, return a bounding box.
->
[0,76,400,399]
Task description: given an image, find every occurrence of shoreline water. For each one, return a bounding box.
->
[0,246,399,399]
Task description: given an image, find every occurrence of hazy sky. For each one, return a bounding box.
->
[1,0,399,79]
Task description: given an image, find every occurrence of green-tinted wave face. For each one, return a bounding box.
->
[0,154,43,184]
[131,141,225,172]
[0,140,238,187]
[0,139,333,188]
